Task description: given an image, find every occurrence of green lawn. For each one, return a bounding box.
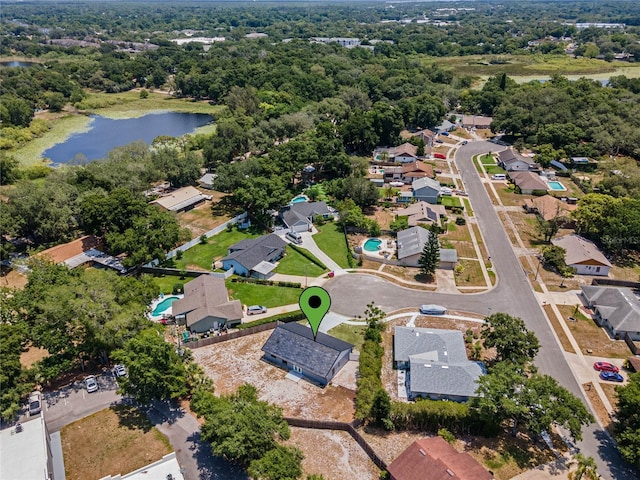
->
[472,155,483,173]
[226,281,302,307]
[276,246,327,277]
[171,228,262,271]
[480,154,496,165]
[462,198,473,216]
[151,273,303,307]
[328,324,367,352]
[440,196,462,208]
[485,165,507,175]
[313,223,352,269]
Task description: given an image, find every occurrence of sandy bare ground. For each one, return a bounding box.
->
[192,330,356,422]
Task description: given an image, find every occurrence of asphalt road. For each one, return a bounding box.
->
[325,141,637,480]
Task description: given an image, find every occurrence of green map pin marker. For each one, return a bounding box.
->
[299,286,331,341]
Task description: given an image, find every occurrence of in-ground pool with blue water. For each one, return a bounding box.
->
[363,238,382,252]
[152,296,179,316]
[291,195,308,204]
[547,181,566,191]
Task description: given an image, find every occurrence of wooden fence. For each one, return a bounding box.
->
[284,417,388,470]
[186,321,279,348]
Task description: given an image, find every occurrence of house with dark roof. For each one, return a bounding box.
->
[280,201,332,233]
[498,149,540,172]
[411,177,441,204]
[261,322,353,386]
[222,234,286,278]
[396,226,456,269]
[387,436,493,480]
[580,286,640,340]
[394,326,485,401]
[552,234,611,276]
[172,275,243,333]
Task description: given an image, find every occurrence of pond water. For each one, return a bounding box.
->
[1,61,37,68]
[42,112,213,165]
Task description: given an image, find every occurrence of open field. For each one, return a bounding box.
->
[176,195,232,238]
[61,405,171,480]
[227,282,302,308]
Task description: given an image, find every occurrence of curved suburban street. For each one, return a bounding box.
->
[325,141,636,480]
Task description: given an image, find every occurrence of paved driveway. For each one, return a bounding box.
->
[325,141,635,480]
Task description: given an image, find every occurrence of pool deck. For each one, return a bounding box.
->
[149,294,183,320]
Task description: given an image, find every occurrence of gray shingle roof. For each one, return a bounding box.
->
[281,201,331,228]
[580,286,640,334]
[412,177,440,193]
[172,275,243,328]
[397,226,432,260]
[394,326,484,399]
[223,234,286,272]
[439,248,458,263]
[262,322,353,379]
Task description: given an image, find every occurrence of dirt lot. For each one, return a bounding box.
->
[176,192,231,237]
[192,330,356,422]
[1,270,28,289]
[286,427,381,480]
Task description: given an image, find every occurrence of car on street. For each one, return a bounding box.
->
[84,375,99,393]
[462,140,468,145]
[113,364,127,378]
[419,304,447,315]
[28,391,42,416]
[433,153,446,159]
[440,131,450,136]
[247,305,267,315]
[593,361,619,373]
[599,371,624,382]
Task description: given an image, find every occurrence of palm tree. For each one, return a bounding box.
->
[569,453,598,480]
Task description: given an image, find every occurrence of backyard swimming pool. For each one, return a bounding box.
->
[151,296,180,316]
[363,238,383,252]
[290,195,309,204]
[547,181,567,191]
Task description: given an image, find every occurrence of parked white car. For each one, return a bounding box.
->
[84,375,99,393]
[113,364,127,378]
[247,305,267,315]
[28,391,42,416]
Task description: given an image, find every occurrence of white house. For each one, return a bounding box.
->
[551,234,611,276]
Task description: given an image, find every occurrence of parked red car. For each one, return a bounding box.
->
[593,361,619,373]
[433,153,446,159]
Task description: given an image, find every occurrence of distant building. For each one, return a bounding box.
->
[461,115,493,129]
[395,202,446,227]
[498,149,540,172]
[198,173,217,190]
[150,186,210,212]
[262,322,353,386]
[310,37,361,48]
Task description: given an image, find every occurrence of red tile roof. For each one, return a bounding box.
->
[36,235,102,264]
[388,437,493,480]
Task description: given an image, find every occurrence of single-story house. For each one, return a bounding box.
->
[391,143,419,163]
[99,452,184,480]
[387,436,493,480]
[394,326,485,401]
[551,234,611,276]
[498,149,540,172]
[222,234,287,278]
[435,120,455,133]
[261,322,353,387]
[395,202,446,227]
[508,171,549,194]
[150,186,210,212]
[36,235,125,273]
[383,161,434,184]
[412,177,441,204]
[172,275,243,333]
[580,286,640,340]
[198,173,217,190]
[461,115,493,130]
[396,226,455,269]
[281,201,332,233]
[523,196,576,226]
[410,128,435,147]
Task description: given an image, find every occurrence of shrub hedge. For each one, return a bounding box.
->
[231,277,302,288]
[236,310,305,329]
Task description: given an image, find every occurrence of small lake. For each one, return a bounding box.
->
[43,112,213,164]
[0,61,37,68]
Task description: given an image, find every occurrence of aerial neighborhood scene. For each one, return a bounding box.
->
[2,1,640,479]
